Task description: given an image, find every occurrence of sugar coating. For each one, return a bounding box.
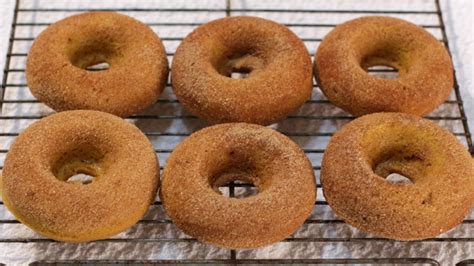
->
[161,123,316,248]
[26,12,169,117]
[2,110,160,242]
[315,16,454,116]
[171,16,313,125]
[321,112,474,240]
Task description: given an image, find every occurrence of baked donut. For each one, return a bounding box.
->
[315,16,453,116]
[2,110,159,242]
[161,123,316,248]
[172,16,313,125]
[321,112,474,240]
[26,12,169,117]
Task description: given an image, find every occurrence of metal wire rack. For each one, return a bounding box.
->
[0,0,472,265]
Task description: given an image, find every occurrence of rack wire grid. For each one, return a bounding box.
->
[0,0,472,265]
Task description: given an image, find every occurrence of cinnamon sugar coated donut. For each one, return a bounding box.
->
[161,123,316,248]
[26,12,169,117]
[321,113,474,240]
[2,110,160,242]
[172,16,313,125]
[315,16,453,116]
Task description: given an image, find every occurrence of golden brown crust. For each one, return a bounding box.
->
[161,123,316,248]
[2,110,160,242]
[26,12,169,117]
[321,112,474,240]
[315,16,453,116]
[171,16,313,125]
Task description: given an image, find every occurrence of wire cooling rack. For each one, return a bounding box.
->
[0,0,472,265]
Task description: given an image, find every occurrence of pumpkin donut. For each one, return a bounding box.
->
[321,112,474,240]
[2,110,160,242]
[161,123,316,248]
[172,16,313,125]
[26,12,169,117]
[315,16,453,116]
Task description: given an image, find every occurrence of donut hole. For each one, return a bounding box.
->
[69,41,119,71]
[85,62,110,71]
[384,173,413,185]
[362,125,440,184]
[208,149,271,199]
[214,49,265,79]
[360,48,403,79]
[230,67,252,79]
[211,169,260,198]
[52,145,105,185]
[366,65,399,79]
[66,173,94,185]
[371,149,425,185]
[217,180,259,198]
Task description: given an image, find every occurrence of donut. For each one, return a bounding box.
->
[2,110,159,242]
[315,16,453,116]
[26,12,169,117]
[171,16,313,125]
[161,123,316,248]
[321,112,474,240]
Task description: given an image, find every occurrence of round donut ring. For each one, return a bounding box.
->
[172,16,313,125]
[321,112,474,240]
[161,123,316,248]
[315,16,453,116]
[2,110,159,242]
[26,12,169,117]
